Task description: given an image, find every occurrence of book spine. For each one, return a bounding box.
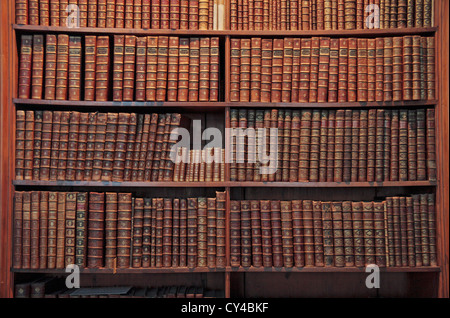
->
[30,191,40,269]
[357,38,368,102]
[270,39,283,102]
[282,38,294,102]
[95,36,110,102]
[230,39,241,102]
[210,37,220,102]
[259,200,272,267]
[215,191,226,268]
[55,192,66,268]
[112,35,125,102]
[87,192,105,268]
[280,201,294,267]
[87,0,98,27]
[44,35,58,100]
[352,201,365,267]
[187,198,198,268]
[269,201,282,267]
[302,200,315,266]
[84,36,97,101]
[48,111,61,181]
[309,110,320,182]
[375,109,385,182]
[426,108,436,181]
[351,109,360,182]
[15,111,26,180]
[18,35,33,99]
[341,201,355,267]
[47,192,57,268]
[412,195,423,266]
[337,38,348,102]
[374,201,387,266]
[117,193,132,268]
[135,37,148,101]
[347,38,357,102]
[21,192,31,268]
[31,35,44,100]
[367,39,376,102]
[403,36,413,101]
[291,200,304,267]
[16,0,28,25]
[64,192,77,267]
[56,111,70,181]
[66,111,80,181]
[321,201,334,267]
[38,192,49,268]
[427,193,437,266]
[68,36,82,101]
[75,192,88,268]
[123,35,136,101]
[167,37,180,102]
[230,200,241,267]
[132,198,144,268]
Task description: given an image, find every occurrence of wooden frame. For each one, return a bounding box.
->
[0,0,448,298]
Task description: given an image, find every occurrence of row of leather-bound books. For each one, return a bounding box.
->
[230,108,436,182]
[15,277,221,298]
[15,0,226,30]
[12,191,227,269]
[15,110,225,182]
[230,194,437,268]
[231,0,434,31]
[230,36,435,103]
[18,34,220,102]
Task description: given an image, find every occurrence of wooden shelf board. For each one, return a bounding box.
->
[13,24,438,37]
[12,180,437,188]
[11,267,227,274]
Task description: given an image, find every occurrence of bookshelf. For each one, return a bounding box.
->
[0,0,448,299]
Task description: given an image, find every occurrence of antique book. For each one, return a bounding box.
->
[123,35,137,101]
[65,111,80,181]
[30,194,41,268]
[95,36,110,101]
[167,37,180,102]
[64,192,77,267]
[55,34,69,100]
[117,193,132,268]
[56,111,70,181]
[132,198,144,268]
[68,36,82,101]
[75,192,88,268]
[112,35,125,101]
[31,35,44,100]
[44,34,58,100]
[87,192,105,268]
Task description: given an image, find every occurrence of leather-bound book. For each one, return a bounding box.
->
[426,108,436,181]
[299,38,311,102]
[230,200,241,267]
[13,192,24,269]
[381,37,393,102]
[124,0,134,28]
[346,38,357,102]
[427,193,437,266]
[291,200,304,267]
[270,200,283,267]
[229,109,238,181]
[105,0,116,28]
[135,114,150,181]
[18,35,33,99]
[321,201,334,267]
[209,37,219,101]
[49,0,60,26]
[16,0,28,24]
[312,201,324,267]
[112,36,125,102]
[392,37,403,101]
[419,194,430,266]
[356,109,367,182]
[53,112,67,181]
[414,0,423,27]
[259,200,273,267]
[426,37,435,100]
[83,113,97,181]
[151,0,161,29]
[270,39,284,102]
[398,110,408,181]
[405,196,416,267]
[385,197,395,266]
[30,35,44,100]
[337,38,348,102]
[132,198,144,268]
[281,110,292,182]
[375,37,385,102]
[141,0,151,29]
[317,37,330,103]
[215,192,226,268]
[290,38,301,102]
[145,36,158,101]
[389,110,399,181]
[155,36,169,101]
[344,0,356,29]
[390,0,398,28]
[350,110,359,182]
[423,0,432,27]
[341,201,355,267]
[281,38,293,102]
[117,193,132,268]
[39,112,53,180]
[55,34,69,100]
[74,113,88,181]
[92,112,107,181]
[187,198,198,268]
[64,192,77,267]
[65,112,80,181]
[366,109,376,182]
[308,37,320,102]
[29,111,42,181]
[189,0,200,29]
[169,0,181,29]
[197,197,207,267]
[373,201,387,266]
[87,192,105,268]
[31,193,41,269]
[21,192,32,268]
[75,192,88,268]
[87,0,98,27]
[148,114,164,181]
[407,110,418,181]
[402,36,413,101]
[143,113,159,181]
[15,111,26,180]
[122,113,137,181]
[366,39,376,101]
[309,110,321,182]
[104,192,118,269]
[318,111,328,182]
[143,198,152,268]
[179,0,189,29]
[156,114,173,181]
[230,39,241,102]
[133,0,143,29]
[95,36,110,101]
[324,110,335,182]
[287,110,299,182]
[28,0,39,25]
[68,36,82,101]
[240,200,252,267]
[302,200,315,266]
[333,109,344,182]
[356,38,368,102]
[239,38,251,102]
[102,113,118,181]
[411,195,423,266]
[392,197,402,266]
[249,38,262,102]
[55,192,66,269]
[375,109,385,182]
[411,36,421,100]
[199,0,209,30]
[260,39,273,102]
[250,201,263,267]
[47,192,58,268]
[206,198,216,268]
[327,38,339,102]
[166,37,180,102]
[416,109,427,180]
[84,36,97,101]
[397,0,407,27]
[298,109,311,182]
[188,38,200,102]
[198,37,210,102]
[76,0,88,27]
[330,201,345,267]
[342,109,352,182]
[351,201,365,267]
[236,109,247,181]
[48,111,61,181]
[112,113,130,182]
[123,35,136,101]
[382,109,392,181]
[43,34,58,100]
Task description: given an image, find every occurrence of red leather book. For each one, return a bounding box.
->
[160,0,170,29]
[205,197,216,268]
[135,114,150,181]
[382,37,393,101]
[68,36,82,101]
[113,35,125,102]
[312,201,324,267]
[105,0,116,28]
[271,39,284,102]
[112,113,130,182]
[49,0,60,26]
[13,192,24,268]
[350,110,360,182]
[97,0,107,28]
[356,38,368,102]
[288,110,300,182]
[16,0,28,24]
[87,192,105,268]
[309,110,320,182]
[230,200,241,267]
[330,201,344,267]
[230,39,241,102]
[337,38,348,102]
[46,192,57,268]
[308,37,320,102]
[117,193,132,268]
[92,113,107,181]
[155,36,169,101]
[346,38,357,102]
[66,111,80,181]
[56,112,70,181]
[31,35,44,100]
[270,200,283,267]
[407,110,418,181]
[366,109,376,182]
[132,198,144,268]
[84,36,97,101]
[122,113,137,181]
[412,36,421,100]
[102,113,118,181]
[392,37,403,101]
[209,37,220,102]
[356,109,368,182]
[115,0,125,28]
[215,192,226,268]
[199,37,210,102]
[28,0,39,25]
[375,37,385,102]
[375,109,385,182]
[141,198,152,268]
[367,39,376,102]
[275,109,285,181]
[104,192,118,269]
[196,197,207,267]
[318,110,328,182]
[281,110,292,182]
[291,200,304,267]
[135,37,148,101]
[186,198,198,268]
[250,37,262,102]
[398,110,408,181]
[290,38,301,102]
[123,35,137,101]
[327,38,339,102]
[239,38,251,102]
[151,0,161,28]
[143,113,159,181]
[18,35,33,99]
[156,114,173,181]
[95,36,110,102]
[133,0,143,29]
[280,201,294,267]
[198,0,209,30]
[48,111,61,181]
[167,37,180,102]
[317,37,330,103]
[124,0,134,28]
[188,38,200,101]
[44,35,58,100]
[145,36,158,101]
[344,0,356,29]
[402,36,413,100]
[83,113,97,181]
[39,111,53,180]
[189,0,199,29]
[302,200,315,266]
[179,0,189,29]
[389,110,399,181]
[15,111,25,180]
[258,39,272,102]
[383,109,392,181]
[281,38,294,102]
[141,0,151,29]
[333,109,344,182]
[87,0,98,27]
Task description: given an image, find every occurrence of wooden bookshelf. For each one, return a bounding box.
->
[0,0,448,299]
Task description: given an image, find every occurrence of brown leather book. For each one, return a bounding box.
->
[356,109,367,182]
[111,113,130,182]
[43,35,58,100]
[374,37,385,102]
[373,201,387,267]
[112,36,125,101]
[260,39,272,102]
[375,109,385,182]
[259,200,273,267]
[357,38,368,102]
[167,37,180,102]
[239,38,251,102]
[209,37,220,101]
[187,198,198,268]
[64,192,77,267]
[133,0,143,29]
[366,39,376,102]
[132,198,144,268]
[230,39,241,102]
[55,34,69,100]
[56,111,70,181]
[411,195,423,266]
[215,192,226,268]
[117,193,132,268]
[30,35,44,100]
[95,36,110,101]
[145,36,158,101]
[55,192,66,269]
[392,37,403,101]
[347,38,357,102]
[198,37,210,102]
[21,192,32,268]
[330,201,345,267]
[349,110,359,182]
[249,200,262,267]
[341,201,355,267]
[419,194,430,266]
[326,38,339,102]
[297,110,311,182]
[83,112,97,181]
[75,192,88,268]
[180,0,189,29]
[46,192,58,268]
[309,110,320,182]
[344,0,356,29]
[291,200,304,267]
[123,35,136,101]
[18,35,33,99]
[143,113,158,181]
[352,201,365,267]
[206,197,216,268]
[291,38,301,102]
[321,201,334,267]
[333,109,344,182]
[281,38,294,102]
[405,196,416,267]
[324,110,335,182]
[66,112,80,181]
[102,113,118,182]
[287,110,299,182]
[416,109,427,180]
[398,110,408,181]
[426,36,435,100]
[87,192,105,268]
[411,36,421,100]
[426,108,436,181]
[28,0,39,25]
[270,39,284,102]
[308,37,320,102]
[141,198,152,268]
[68,36,82,101]
[317,37,330,102]
[312,201,324,266]
[84,36,97,101]
[250,38,262,102]
[398,197,408,266]
[385,197,395,267]
[240,200,252,267]
[48,111,60,181]
[15,111,25,180]
[135,114,150,181]
[92,112,107,181]
[13,192,24,268]
[87,0,98,27]
[16,0,28,24]
[366,109,376,182]
[427,193,437,266]
[392,196,402,266]
[74,113,89,181]
[197,198,207,267]
[155,36,169,101]
[402,36,413,101]
[31,193,41,268]
[342,109,352,182]
[302,200,315,266]
[407,110,418,181]
[382,109,392,181]
[337,38,348,102]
